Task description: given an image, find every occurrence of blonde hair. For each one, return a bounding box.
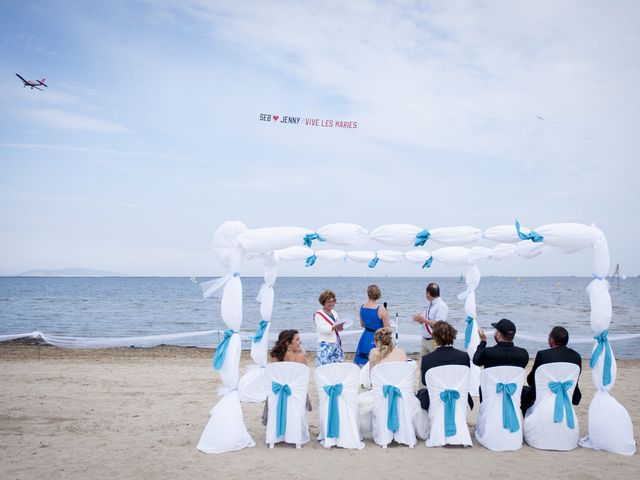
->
[367,284,381,300]
[374,327,394,359]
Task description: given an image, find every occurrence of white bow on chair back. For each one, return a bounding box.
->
[475,366,525,451]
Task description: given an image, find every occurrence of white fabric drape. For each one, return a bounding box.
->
[429,226,482,245]
[458,265,481,395]
[316,223,370,245]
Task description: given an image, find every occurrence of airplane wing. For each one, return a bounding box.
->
[15,73,28,85]
[32,85,44,91]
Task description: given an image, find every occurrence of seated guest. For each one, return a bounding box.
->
[262,330,310,425]
[368,327,407,368]
[354,284,390,366]
[473,318,529,369]
[473,318,529,403]
[358,327,408,436]
[416,321,473,411]
[521,326,582,415]
[270,329,307,364]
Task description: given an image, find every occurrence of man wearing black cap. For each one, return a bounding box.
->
[473,318,529,369]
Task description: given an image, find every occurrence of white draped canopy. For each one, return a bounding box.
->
[195,220,635,455]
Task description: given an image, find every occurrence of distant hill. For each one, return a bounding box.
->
[18,268,127,277]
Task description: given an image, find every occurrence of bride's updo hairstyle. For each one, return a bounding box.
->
[374,327,394,359]
[270,329,299,361]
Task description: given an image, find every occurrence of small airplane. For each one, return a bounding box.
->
[15,73,48,91]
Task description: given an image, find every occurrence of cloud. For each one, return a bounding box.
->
[151,0,639,173]
[22,108,130,133]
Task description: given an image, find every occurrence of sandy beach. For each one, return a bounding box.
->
[1,343,638,480]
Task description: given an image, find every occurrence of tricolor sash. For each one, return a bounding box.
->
[316,310,342,346]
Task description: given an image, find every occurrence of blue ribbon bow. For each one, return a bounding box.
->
[440,389,460,437]
[368,255,379,268]
[323,383,343,438]
[422,256,433,269]
[590,329,613,386]
[464,316,474,349]
[515,219,544,243]
[251,320,269,343]
[383,385,402,433]
[414,229,431,247]
[303,233,326,247]
[213,329,236,370]
[305,254,317,267]
[272,381,292,437]
[496,382,519,433]
[549,380,575,429]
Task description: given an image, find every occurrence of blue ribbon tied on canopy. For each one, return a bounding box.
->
[515,219,544,243]
[549,380,575,429]
[589,329,613,386]
[303,233,326,247]
[414,229,431,247]
[272,381,292,437]
[422,256,433,269]
[368,254,379,268]
[305,254,317,267]
[496,382,520,433]
[383,385,402,433]
[213,329,237,370]
[440,389,460,437]
[464,316,474,349]
[323,383,343,438]
[251,320,269,343]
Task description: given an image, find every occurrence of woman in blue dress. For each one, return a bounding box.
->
[354,285,390,366]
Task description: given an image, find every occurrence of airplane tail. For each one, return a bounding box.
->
[39,78,47,86]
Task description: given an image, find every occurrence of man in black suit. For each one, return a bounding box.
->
[521,326,582,414]
[473,318,529,403]
[416,321,473,411]
[473,318,529,369]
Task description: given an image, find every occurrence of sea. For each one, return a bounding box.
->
[1,276,639,358]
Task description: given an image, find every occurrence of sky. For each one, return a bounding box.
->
[0,0,638,277]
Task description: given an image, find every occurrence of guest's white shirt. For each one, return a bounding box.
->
[315,309,340,344]
[421,297,448,339]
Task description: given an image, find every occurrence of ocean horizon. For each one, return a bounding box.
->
[1,276,638,358]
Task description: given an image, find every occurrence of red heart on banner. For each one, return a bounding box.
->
[273,115,279,121]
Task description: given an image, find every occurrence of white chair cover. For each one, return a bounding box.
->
[265,362,310,447]
[369,361,420,447]
[475,366,525,451]
[315,363,364,449]
[523,362,580,451]
[424,364,472,447]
